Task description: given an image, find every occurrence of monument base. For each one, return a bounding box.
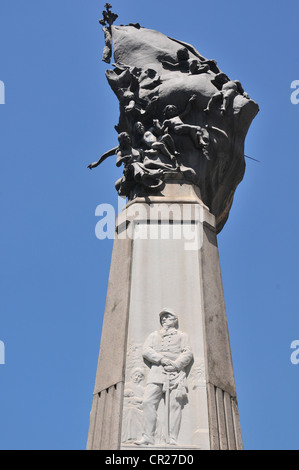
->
[87,181,242,450]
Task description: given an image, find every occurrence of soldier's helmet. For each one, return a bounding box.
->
[159,308,178,326]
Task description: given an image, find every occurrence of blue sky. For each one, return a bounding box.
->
[0,0,298,450]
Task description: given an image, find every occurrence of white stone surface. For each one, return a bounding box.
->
[121,214,210,449]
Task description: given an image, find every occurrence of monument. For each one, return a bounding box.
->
[86,4,259,450]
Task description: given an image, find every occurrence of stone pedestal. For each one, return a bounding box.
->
[87,181,242,450]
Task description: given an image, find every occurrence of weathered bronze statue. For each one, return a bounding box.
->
[89,6,259,232]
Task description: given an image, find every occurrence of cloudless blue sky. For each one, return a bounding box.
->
[0,0,298,450]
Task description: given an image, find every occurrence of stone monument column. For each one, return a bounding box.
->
[86,5,258,451]
[87,180,242,450]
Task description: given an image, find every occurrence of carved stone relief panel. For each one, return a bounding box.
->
[121,219,210,449]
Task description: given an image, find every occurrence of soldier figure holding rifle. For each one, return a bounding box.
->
[135,308,193,446]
